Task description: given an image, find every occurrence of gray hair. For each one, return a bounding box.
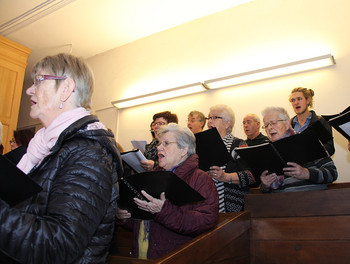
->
[244,113,260,123]
[32,53,94,110]
[209,104,235,133]
[188,110,206,128]
[261,107,290,126]
[157,123,196,157]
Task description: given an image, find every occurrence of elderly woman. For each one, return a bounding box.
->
[140,111,178,171]
[0,53,123,264]
[117,123,219,259]
[260,106,337,193]
[206,104,256,212]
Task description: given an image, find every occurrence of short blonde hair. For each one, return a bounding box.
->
[289,87,314,108]
[32,53,94,110]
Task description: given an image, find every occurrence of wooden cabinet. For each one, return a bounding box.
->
[0,35,31,154]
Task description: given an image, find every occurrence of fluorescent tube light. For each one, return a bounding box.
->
[112,82,207,109]
[203,54,335,89]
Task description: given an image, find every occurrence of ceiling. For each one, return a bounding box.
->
[0,0,252,84]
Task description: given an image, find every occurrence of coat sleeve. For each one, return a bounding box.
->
[153,170,219,236]
[0,142,117,264]
[307,156,338,184]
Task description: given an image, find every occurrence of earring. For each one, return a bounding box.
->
[59,101,64,109]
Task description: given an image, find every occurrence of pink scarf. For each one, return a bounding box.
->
[17,107,90,174]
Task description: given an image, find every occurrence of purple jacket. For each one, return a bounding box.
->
[119,154,219,259]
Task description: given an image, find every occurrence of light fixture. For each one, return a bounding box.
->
[112,82,207,109]
[203,54,335,89]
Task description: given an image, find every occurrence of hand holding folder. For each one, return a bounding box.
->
[117,171,204,219]
[235,132,329,176]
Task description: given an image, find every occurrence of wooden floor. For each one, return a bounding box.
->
[110,183,350,264]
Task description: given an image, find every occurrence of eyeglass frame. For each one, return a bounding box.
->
[156,141,177,147]
[33,74,67,87]
[153,121,167,127]
[205,116,224,121]
[262,119,286,129]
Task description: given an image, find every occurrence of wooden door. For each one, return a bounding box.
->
[0,35,31,153]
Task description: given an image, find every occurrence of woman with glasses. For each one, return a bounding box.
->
[0,53,123,264]
[206,104,256,213]
[141,111,178,171]
[260,106,337,193]
[4,129,35,164]
[116,123,219,260]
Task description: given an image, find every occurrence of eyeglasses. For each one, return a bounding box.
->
[33,74,67,86]
[157,141,177,147]
[206,116,223,121]
[154,121,167,127]
[262,120,286,129]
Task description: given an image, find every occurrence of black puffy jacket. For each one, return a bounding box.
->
[0,115,123,264]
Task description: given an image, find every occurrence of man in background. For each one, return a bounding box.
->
[242,113,269,146]
[187,110,206,134]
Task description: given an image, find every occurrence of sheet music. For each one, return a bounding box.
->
[121,149,147,173]
[131,140,147,153]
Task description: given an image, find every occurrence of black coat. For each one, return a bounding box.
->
[0,115,123,264]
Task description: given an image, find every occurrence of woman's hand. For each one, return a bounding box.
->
[260,170,277,190]
[208,166,226,181]
[116,208,131,220]
[134,190,165,214]
[140,160,155,171]
[283,162,309,180]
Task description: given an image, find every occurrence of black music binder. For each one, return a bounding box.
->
[195,128,232,171]
[0,155,42,206]
[235,132,329,176]
[117,171,204,219]
[322,106,350,141]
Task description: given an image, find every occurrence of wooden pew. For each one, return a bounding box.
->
[245,186,350,263]
[109,212,251,264]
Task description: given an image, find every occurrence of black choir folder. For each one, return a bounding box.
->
[195,128,232,171]
[0,155,42,206]
[235,132,329,176]
[322,106,350,141]
[118,171,205,220]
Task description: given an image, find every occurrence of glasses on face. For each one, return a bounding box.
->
[206,116,223,121]
[157,141,177,147]
[33,74,67,86]
[154,121,167,127]
[262,120,286,129]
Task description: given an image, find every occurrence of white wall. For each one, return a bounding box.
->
[19,0,350,181]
